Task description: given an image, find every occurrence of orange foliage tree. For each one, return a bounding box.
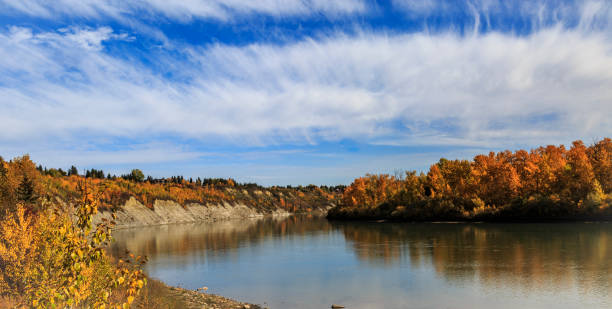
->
[333,138,612,220]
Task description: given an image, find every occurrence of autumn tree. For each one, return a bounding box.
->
[342,174,402,208]
[511,149,540,198]
[562,141,596,202]
[471,151,520,207]
[532,145,567,197]
[0,155,41,216]
[426,158,474,202]
[0,181,147,307]
[393,171,425,205]
[587,138,612,193]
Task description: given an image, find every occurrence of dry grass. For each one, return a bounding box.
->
[132,278,263,309]
[133,278,188,309]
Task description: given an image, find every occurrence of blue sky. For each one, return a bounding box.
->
[0,0,611,185]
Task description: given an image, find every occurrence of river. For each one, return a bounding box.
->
[111,216,611,308]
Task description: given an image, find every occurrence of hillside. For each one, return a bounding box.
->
[0,155,341,224]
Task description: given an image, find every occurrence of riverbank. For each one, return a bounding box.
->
[326,198,612,222]
[136,278,263,309]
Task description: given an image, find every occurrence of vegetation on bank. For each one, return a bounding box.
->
[0,155,341,217]
[0,181,147,308]
[328,138,612,221]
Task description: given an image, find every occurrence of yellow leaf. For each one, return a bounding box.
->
[127,296,134,304]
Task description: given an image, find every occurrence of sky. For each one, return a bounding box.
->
[0,0,611,185]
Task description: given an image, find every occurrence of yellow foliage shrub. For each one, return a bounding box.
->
[0,182,146,308]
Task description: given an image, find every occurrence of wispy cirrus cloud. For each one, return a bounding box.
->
[0,0,368,22]
[1,21,611,149]
[393,0,612,34]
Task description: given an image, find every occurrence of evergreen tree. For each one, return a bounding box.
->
[16,175,36,204]
[68,165,79,176]
[0,156,6,179]
[0,157,7,198]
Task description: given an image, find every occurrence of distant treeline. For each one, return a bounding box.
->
[328,138,612,221]
[0,156,341,217]
[36,166,345,192]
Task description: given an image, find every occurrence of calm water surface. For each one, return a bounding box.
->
[112,217,611,308]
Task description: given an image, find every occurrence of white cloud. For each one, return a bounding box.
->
[56,26,132,50]
[1,22,611,154]
[0,0,367,21]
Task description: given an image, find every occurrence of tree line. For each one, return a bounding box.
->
[328,138,612,221]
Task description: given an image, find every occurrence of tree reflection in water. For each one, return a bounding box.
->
[112,217,611,300]
[336,221,610,294]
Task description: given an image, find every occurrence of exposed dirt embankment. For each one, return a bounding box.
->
[94,197,294,229]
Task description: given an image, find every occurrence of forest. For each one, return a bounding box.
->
[328,138,612,221]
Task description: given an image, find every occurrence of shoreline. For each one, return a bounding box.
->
[326,215,612,223]
[136,278,264,309]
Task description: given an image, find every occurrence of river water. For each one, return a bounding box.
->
[111,216,611,308]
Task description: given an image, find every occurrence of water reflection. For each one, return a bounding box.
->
[336,222,611,293]
[111,215,331,258]
[112,217,612,308]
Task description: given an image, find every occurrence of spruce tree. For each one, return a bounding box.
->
[0,156,6,179]
[68,165,79,176]
[16,175,36,204]
[0,157,7,200]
